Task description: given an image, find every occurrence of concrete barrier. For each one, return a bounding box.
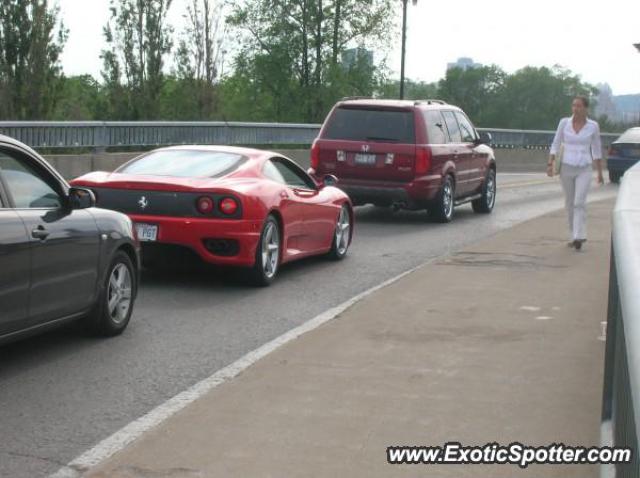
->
[44,148,563,180]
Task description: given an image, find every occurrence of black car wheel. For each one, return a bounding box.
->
[431,175,455,223]
[85,250,136,336]
[472,168,496,214]
[247,215,280,286]
[609,170,621,184]
[327,205,351,260]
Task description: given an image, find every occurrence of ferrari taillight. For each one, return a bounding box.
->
[310,140,320,170]
[196,196,214,214]
[219,197,239,215]
[415,147,432,175]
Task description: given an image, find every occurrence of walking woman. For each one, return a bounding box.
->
[547,96,604,250]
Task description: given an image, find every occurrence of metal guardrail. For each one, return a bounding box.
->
[0,121,322,150]
[602,162,640,477]
[0,121,621,151]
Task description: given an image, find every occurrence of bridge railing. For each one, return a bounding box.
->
[602,162,640,477]
[0,121,620,150]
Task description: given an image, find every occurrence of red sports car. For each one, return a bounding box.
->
[71,146,353,285]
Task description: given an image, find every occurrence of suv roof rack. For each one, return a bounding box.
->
[340,96,373,101]
[414,99,447,105]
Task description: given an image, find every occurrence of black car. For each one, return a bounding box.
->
[0,134,140,345]
[608,127,640,183]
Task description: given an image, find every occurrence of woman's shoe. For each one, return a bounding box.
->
[573,239,586,250]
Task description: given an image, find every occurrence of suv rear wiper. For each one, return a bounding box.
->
[364,136,400,142]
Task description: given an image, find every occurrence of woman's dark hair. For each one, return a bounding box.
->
[574,95,589,108]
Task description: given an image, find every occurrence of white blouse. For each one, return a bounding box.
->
[550,117,603,167]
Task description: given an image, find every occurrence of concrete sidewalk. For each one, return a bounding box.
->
[87,200,614,478]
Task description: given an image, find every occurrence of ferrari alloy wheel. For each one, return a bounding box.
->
[248,215,280,286]
[85,250,136,336]
[328,205,351,260]
[262,220,280,279]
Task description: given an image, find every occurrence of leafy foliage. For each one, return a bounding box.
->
[0,0,626,133]
[101,0,173,119]
[0,0,68,120]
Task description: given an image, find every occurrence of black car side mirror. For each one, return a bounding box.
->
[476,131,492,145]
[68,187,96,210]
[323,174,339,188]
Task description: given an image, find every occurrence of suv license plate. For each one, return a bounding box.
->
[135,223,158,242]
[354,153,377,166]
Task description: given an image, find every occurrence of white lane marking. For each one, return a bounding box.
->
[535,316,553,321]
[598,321,608,342]
[49,265,422,478]
[519,306,541,312]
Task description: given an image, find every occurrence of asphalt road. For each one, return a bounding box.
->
[0,174,618,478]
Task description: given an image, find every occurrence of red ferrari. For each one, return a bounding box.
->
[71,146,353,285]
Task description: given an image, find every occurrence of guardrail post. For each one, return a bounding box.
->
[93,122,108,154]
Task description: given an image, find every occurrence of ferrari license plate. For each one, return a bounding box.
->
[354,153,377,166]
[135,223,158,242]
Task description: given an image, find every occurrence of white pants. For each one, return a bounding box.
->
[560,163,592,241]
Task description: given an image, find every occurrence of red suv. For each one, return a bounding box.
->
[308,98,496,222]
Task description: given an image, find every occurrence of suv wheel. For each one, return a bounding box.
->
[431,175,455,223]
[85,250,136,336]
[472,168,496,214]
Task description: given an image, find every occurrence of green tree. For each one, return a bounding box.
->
[437,65,506,126]
[174,0,224,119]
[0,0,67,120]
[52,75,105,120]
[101,0,173,119]
[225,0,394,122]
[495,66,597,130]
[379,79,438,100]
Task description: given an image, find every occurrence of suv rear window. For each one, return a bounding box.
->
[323,107,415,143]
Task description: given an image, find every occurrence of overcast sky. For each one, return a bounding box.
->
[58,0,640,95]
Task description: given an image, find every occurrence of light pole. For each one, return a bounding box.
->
[399,0,417,99]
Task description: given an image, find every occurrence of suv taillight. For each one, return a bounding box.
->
[415,147,432,175]
[310,141,320,170]
[608,146,619,157]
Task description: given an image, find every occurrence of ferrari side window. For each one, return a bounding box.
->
[271,159,316,189]
[263,160,286,184]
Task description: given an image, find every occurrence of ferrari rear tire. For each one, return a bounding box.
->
[327,205,351,260]
[247,215,280,286]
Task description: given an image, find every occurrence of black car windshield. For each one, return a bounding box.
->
[323,107,415,143]
[118,150,246,178]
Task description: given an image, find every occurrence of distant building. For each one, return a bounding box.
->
[595,83,618,120]
[341,48,373,70]
[446,57,482,72]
